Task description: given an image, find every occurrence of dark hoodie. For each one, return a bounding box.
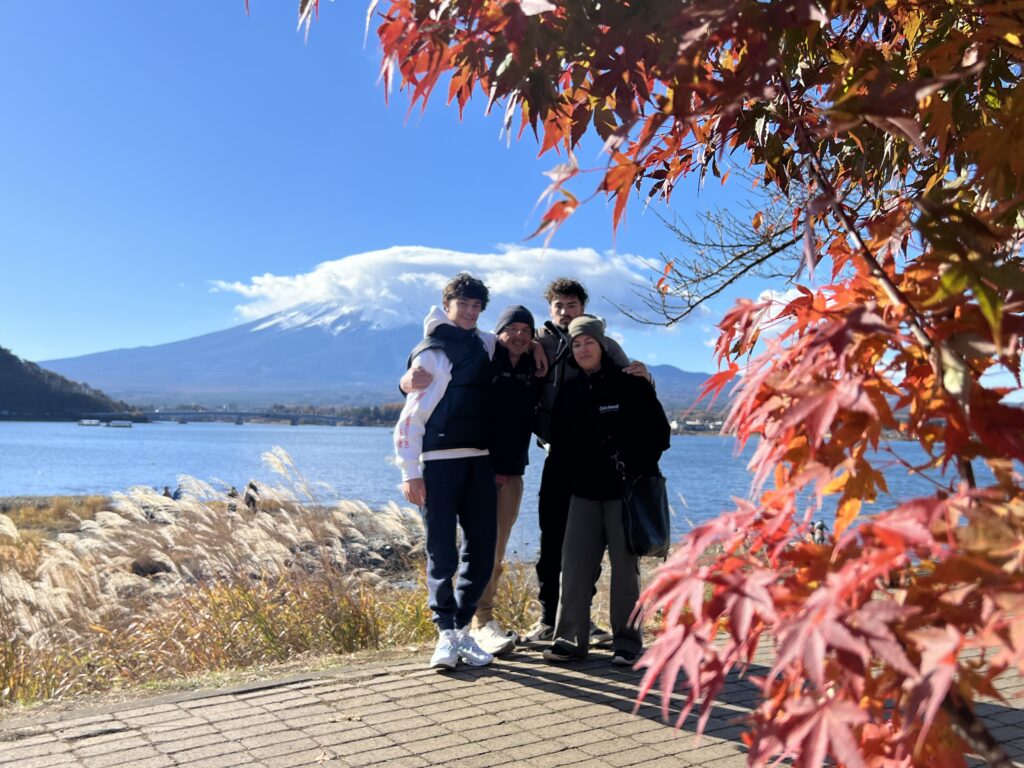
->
[489,342,541,476]
[550,354,671,501]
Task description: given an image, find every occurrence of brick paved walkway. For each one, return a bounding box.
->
[2,648,1022,768]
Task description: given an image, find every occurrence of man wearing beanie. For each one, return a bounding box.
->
[469,304,542,655]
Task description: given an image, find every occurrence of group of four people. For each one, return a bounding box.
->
[393,273,671,670]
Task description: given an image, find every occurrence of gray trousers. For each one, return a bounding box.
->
[552,496,642,656]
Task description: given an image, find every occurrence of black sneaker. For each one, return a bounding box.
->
[542,643,586,663]
[590,622,614,648]
[611,649,640,666]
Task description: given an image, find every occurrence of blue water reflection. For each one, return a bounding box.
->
[0,421,994,561]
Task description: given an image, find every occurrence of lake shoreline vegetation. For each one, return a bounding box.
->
[0,449,677,711]
[0,346,134,421]
[0,450,431,709]
[1,340,730,427]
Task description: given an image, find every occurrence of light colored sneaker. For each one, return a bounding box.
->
[456,628,495,667]
[471,620,516,655]
[518,620,554,648]
[430,629,459,670]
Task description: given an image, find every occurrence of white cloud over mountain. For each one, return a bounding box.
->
[211,244,666,333]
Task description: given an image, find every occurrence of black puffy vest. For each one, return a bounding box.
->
[408,324,492,451]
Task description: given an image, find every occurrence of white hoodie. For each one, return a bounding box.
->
[393,307,497,482]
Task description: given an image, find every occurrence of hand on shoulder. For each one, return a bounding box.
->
[622,360,651,382]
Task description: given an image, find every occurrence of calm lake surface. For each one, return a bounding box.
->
[0,421,966,561]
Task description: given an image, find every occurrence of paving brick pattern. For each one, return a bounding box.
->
[2,649,1022,768]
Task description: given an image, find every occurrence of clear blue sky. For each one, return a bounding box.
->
[1,1,768,372]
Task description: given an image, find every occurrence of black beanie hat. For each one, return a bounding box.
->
[494,305,536,335]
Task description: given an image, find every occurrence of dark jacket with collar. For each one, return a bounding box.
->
[550,354,670,501]
[489,343,541,476]
[534,320,629,444]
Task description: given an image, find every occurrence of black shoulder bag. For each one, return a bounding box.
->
[608,447,671,558]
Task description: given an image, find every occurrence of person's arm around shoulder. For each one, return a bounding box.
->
[400,365,433,394]
[605,337,653,383]
[476,328,497,359]
[394,349,452,505]
[530,339,549,377]
[536,326,559,377]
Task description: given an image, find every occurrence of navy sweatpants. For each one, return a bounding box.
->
[422,455,497,630]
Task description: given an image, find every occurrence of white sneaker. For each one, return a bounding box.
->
[430,629,459,670]
[456,628,495,667]
[471,620,516,655]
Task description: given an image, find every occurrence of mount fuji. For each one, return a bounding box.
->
[40,302,421,407]
[40,301,711,408]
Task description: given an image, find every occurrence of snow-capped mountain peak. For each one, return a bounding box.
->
[252,301,363,335]
[251,300,422,335]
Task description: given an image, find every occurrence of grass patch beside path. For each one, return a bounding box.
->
[0,476,683,711]
[0,479,435,708]
[0,482,547,710]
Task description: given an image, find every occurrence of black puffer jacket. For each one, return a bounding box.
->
[408,324,493,452]
[550,355,671,501]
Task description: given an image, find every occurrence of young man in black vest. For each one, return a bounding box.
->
[394,273,499,670]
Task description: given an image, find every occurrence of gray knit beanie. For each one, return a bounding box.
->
[567,315,607,350]
[494,304,536,335]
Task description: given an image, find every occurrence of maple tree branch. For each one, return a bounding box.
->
[878,445,948,492]
[796,142,981,488]
[780,80,982,490]
[793,130,933,352]
[624,176,804,325]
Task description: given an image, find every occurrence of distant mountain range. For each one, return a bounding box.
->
[39,301,714,409]
[0,346,128,417]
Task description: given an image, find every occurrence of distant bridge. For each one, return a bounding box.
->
[86,410,350,426]
[151,410,348,426]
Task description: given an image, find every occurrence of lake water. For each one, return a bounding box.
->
[0,421,965,561]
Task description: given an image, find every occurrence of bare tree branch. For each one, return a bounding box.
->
[613,172,806,325]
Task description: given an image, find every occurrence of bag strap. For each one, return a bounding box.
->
[605,434,628,481]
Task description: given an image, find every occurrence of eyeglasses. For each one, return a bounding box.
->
[502,326,533,336]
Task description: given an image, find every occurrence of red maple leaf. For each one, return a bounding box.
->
[904,625,962,749]
[752,693,869,768]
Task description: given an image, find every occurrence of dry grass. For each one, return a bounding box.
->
[0,448,440,706]
[0,495,108,567]
[0,449,557,708]
[0,447,672,708]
